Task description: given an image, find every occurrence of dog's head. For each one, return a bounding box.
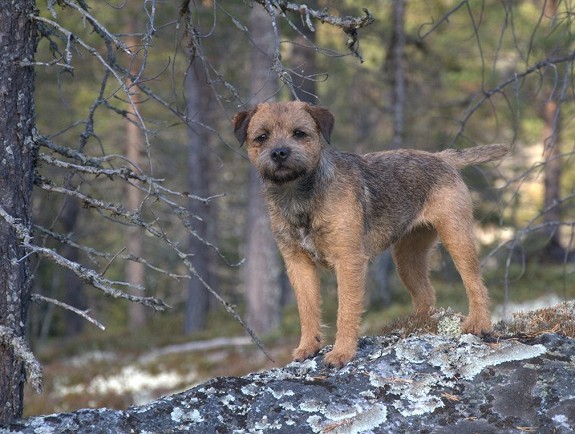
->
[232,101,334,184]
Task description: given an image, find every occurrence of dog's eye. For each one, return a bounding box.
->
[293,129,307,139]
[254,133,268,143]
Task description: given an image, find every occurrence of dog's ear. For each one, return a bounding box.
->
[305,104,334,144]
[232,108,255,146]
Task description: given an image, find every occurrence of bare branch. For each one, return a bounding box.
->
[418,0,468,39]
[33,225,188,280]
[31,294,106,331]
[59,0,132,55]
[452,50,575,145]
[0,205,168,311]
[258,1,374,31]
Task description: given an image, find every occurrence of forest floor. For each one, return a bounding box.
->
[23,265,575,417]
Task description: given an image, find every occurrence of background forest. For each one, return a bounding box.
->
[6,0,575,416]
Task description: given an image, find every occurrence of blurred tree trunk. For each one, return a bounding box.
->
[291,0,317,104]
[0,0,37,423]
[389,0,406,150]
[371,0,406,308]
[60,198,86,336]
[244,5,282,335]
[541,99,567,262]
[540,0,572,263]
[125,16,147,330]
[184,55,216,334]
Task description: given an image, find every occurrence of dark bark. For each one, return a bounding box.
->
[0,0,38,424]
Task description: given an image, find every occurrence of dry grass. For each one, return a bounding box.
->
[495,301,575,338]
[379,301,575,342]
[379,311,440,337]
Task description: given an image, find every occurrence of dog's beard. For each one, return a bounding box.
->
[260,163,307,184]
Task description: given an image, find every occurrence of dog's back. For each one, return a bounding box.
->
[342,144,507,254]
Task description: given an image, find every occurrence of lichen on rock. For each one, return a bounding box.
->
[3,305,575,433]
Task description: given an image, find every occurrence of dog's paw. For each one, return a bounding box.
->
[323,347,356,368]
[292,343,321,362]
[462,315,492,335]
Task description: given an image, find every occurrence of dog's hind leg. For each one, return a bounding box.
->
[429,185,492,334]
[392,225,438,315]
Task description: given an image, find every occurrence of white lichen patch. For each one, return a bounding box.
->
[306,415,323,432]
[267,386,295,399]
[360,390,376,399]
[396,334,547,381]
[456,337,547,380]
[391,374,446,417]
[253,415,282,431]
[425,334,547,380]
[286,357,318,373]
[279,401,296,411]
[170,406,203,424]
[437,314,463,338]
[170,406,184,422]
[307,403,388,434]
[220,394,235,405]
[552,414,572,431]
[324,403,362,421]
[364,333,547,417]
[240,383,259,397]
[394,338,432,364]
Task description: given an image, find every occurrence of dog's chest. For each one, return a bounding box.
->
[295,225,324,263]
[281,211,327,265]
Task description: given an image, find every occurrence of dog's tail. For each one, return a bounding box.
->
[437,144,509,169]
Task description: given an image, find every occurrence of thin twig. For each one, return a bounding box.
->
[32,293,106,331]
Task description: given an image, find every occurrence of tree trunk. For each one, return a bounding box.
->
[184,56,215,334]
[371,0,406,307]
[541,99,566,262]
[0,0,38,423]
[125,17,147,330]
[389,0,406,150]
[244,5,282,335]
[60,198,86,336]
[540,0,571,263]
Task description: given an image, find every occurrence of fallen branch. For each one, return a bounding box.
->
[140,336,253,363]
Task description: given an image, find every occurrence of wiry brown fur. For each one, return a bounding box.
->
[233,101,508,367]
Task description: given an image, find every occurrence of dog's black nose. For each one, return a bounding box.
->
[271,147,290,162]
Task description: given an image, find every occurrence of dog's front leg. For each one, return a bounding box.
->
[282,249,323,361]
[324,258,368,367]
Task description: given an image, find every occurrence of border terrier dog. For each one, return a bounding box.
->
[233,101,508,367]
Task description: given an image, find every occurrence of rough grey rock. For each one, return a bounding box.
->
[2,333,575,433]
